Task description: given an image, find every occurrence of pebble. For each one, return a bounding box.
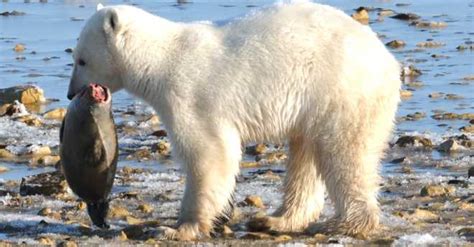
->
[64,48,73,53]
[241,232,272,240]
[14,115,43,127]
[126,215,142,225]
[43,108,67,120]
[151,129,167,137]
[469,167,474,178]
[420,185,454,197]
[0,149,14,159]
[444,94,463,100]
[390,13,420,21]
[243,195,265,209]
[38,207,52,216]
[378,9,394,16]
[240,161,259,168]
[403,112,426,121]
[400,90,413,99]
[314,233,329,242]
[109,206,131,219]
[457,45,474,51]
[37,236,55,245]
[222,225,233,237]
[386,40,406,48]
[0,166,9,173]
[13,44,25,52]
[431,112,474,120]
[402,65,422,78]
[35,155,60,166]
[274,235,292,241]
[352,7,369,23]
[429,92,444,98]
[152,141,170,156]
[395,135,433,148]
[118,231,128,241]
[437,139,461,152]
[416,41,445,48]
[411,21,447,28]
[137,203,153,214]
[408,209,439,222]
[246,143,267,155]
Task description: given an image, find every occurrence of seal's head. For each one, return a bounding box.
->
[76,83,111,104]
[87,200,110,229]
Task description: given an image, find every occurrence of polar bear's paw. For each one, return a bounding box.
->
[156,223,207,241]
[306,217,376,239]
[247,216,305,233]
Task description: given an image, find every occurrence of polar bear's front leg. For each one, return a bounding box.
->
[162,127,241,240]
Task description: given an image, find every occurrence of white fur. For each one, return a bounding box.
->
[69,1,401,240]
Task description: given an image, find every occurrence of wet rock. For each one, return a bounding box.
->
[241,232,272,240]
[402,65,422,78]
[0,166,8,173]
[429,92,444,98]
[457,45,474,51]
[459,125,474,133]
[142,115,160,126]
[437,139,461,152]
[0,10,26,16]
[420,185,455,197]
[13,44,25,52]
[431,112,474,120]
[390,13,420,21]
[457,227,474,242]
[14,114,43,127]
[0,149,14,159]
[28,145,52,156]
[395,135,433,148]
[37,236,55,245]
[352,7,369,23]
[408,209,439,222]
[38,207,52,216]
[42,108,67,120]
[137,203,153,214]
[243,195,265,209]
[410,20,447,28]
[64,48,73,53]
[129,148,152,161]
[0,85,46,104]
[389,157,405,164]
[416,41,445,48]
[403,112,426,121]
[405,81,424,88]
[275,235,292,241]
[35,155,60,166]
[118,231,128,241]
[400,90,413,99]
[109,206,130,219]
[444,94,463,100]
[386,40,406,48]
[469,167,474,178]
[378,9,394,16]
[121,225,147,240]
[246,143,267,155]
[150,129,167,138]
[0,101,29,116]
[19,171,67,196]
[152,140,170,156]
[240,161,259,168]
[126,215,142,225]
[314,233,329,242]
[57,240,78,247]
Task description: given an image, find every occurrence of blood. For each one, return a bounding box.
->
[89,83,107,102]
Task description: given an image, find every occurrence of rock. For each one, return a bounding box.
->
[0,166,8,173]
[352,7,369,23]
[14,115,43,127]
[457,45,474,51]
[19,171,67,196]
[246,143,267,155]
[431,112,474,120]
[42,108,67,120]
[408,209,439,222]
[29,145,52,156]
[150,129,167,138]
[395,135,432,148]
[0,101,29,117]
[389,157,405,164]
[0,149,14,159]
[0,10,26,16]
[314,233,329,242]
[402,65,422,79]
[121,225,146,240]
[460,125,474,133]
[416,41,445,48]
[275,235,292,241]
[469,167,474,178]
[429,92,444,98]
[371,238,395,245]
[64,48,73,53]
[130,149,152,161]
[0,85,46,105]
[390,13,420,21]
[420,185,454,197]
[76,201,87,210]
[457,228,474,242]
[437,139,461,152]
[400,90,413,98]
[243,195,265,209]
[378,9,394,16]
[57,241,78,247]
[444,94,463,100]
[38,207,52,216]
[222,225,233,236]
[240,161,259,168]
[118,231,128,241]
[152,141,170,156]
[411,21,447,28]
[13,44,25,52]
[404,112,425,121]
[137,203,153,214]
[386,40,406,48]
[37,236,55,245]
[241,232,272,240]
[35,155,60,166]
[126,215,142,225]
[109,206,130,219]
[142,115,160,126]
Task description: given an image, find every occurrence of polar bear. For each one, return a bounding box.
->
[67,1,401,240]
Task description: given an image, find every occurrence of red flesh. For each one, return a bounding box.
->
[89,83,107,103]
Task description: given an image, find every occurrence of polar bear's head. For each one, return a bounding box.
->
[67,4,125,100]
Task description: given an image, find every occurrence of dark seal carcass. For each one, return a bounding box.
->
[60,83,118,228]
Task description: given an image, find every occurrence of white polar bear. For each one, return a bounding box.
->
[68,1,401,240]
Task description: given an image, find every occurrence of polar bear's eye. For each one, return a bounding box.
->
[78,59,86,66]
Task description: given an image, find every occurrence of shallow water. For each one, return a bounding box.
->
[0,0,473,245]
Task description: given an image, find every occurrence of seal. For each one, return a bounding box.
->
[60,83,118,228]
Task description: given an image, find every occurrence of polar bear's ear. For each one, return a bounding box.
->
[97,3,104,11]
[103,9,121,34]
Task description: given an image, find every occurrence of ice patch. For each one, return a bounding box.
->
[394,233,437,246]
